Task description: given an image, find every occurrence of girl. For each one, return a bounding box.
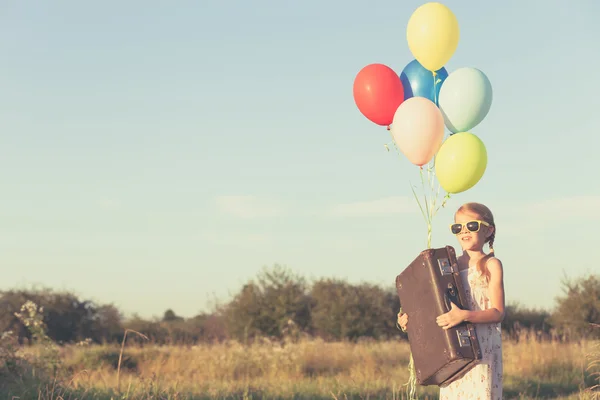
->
[397,202,505,400]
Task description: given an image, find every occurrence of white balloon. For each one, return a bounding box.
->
[438,67,493,133]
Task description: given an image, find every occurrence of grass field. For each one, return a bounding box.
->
[2,331,599,400]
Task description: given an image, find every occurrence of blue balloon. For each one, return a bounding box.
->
[400,59,448,106]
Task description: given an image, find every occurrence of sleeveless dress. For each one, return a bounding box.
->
[439,266,503,400]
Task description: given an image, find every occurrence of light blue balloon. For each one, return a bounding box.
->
[399,59,448,106]
[438,67,493,133]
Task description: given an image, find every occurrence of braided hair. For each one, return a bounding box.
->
[488,230,496,253]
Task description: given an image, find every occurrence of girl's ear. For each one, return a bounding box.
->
[486,225,495,240]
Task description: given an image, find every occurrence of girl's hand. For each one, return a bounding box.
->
[397,312,408,331]
[436,302,467,330]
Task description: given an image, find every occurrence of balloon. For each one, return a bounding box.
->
[390,97,444,167]
[434,132,487,194]
[353,63,405,126]
[406,2,460,72]
[400,59,448,106]
[438,67,493,133]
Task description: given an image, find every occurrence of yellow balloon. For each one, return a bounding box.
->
[434,132,487,194]
[406,2,460,72]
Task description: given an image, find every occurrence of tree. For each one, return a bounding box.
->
[162,309,183,322]
[502,302,551,342]
[191,312,228,342]
[91,304,123,343]
[550,273,600,339]
[0,288,124,344]
[223,265,312,341]
[41,292,97,343]
[310,279,398,341]
[0,290,33,343]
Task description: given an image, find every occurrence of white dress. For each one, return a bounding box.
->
[439,267,503,400]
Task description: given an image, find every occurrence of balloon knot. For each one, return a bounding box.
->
[386,125,391,131]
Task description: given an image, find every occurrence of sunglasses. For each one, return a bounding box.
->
[450,220,490,235]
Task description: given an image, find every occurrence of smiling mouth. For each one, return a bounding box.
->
[462,236,472,241]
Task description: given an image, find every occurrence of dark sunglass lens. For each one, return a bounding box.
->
[466,221,480,232]
[451,224,462,234]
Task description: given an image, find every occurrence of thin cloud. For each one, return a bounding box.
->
[330,196,418,217]
[214,195,283,219]
[525,195,600,220]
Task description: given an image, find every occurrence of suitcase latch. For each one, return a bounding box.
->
[438,258,454,275]
[456,328,471,347]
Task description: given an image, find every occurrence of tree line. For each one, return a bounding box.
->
[1,265,598,345]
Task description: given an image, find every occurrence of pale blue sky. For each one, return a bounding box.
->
[1,1,598,319]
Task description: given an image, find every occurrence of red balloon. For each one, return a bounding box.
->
[353,63,405,126]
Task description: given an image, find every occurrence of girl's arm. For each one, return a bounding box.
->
[463,258,506,324]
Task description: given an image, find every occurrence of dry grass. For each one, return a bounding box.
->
[5,330,599,400]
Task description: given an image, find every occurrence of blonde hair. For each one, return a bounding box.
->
[456,202,496,280]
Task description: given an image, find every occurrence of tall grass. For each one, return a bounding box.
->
[3,330,598,400]
[1,302,598,399]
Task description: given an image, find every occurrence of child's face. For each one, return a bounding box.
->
[452,210,494,252]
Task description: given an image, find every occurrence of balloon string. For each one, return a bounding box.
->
[387,123,451,400]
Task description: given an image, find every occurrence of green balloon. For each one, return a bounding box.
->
[435,132,487,194]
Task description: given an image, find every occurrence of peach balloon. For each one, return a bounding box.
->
[390,97,445,166]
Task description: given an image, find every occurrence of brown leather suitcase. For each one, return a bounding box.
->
[395,245,482,387]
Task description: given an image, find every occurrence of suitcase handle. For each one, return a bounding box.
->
[444,285,461,311]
